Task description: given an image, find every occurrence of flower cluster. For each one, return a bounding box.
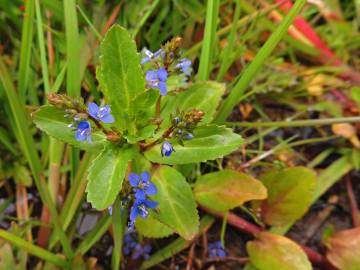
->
[208,241,226,258]
[66,102,114,143]
[141,37,192,96]
[128,172,158,227]
[123,232,152,260]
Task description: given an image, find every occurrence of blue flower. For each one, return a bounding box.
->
[176,58,192,76]
[108,206,113,216]
[123,232,152,260]
[129,171,157,200]
[129,198,158,222]
[184,133,194,140]
[208,241,226,258]
[141,48,164,64]
[87,102,115,124]
[75,121,92,143]
[161,141,174,157]
[146,68,168,96]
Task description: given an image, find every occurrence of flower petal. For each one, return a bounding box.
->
[158,81,167,96]
[145,70,158,82]
[157,68,168,81]
[134,189,146,200]
[129,205,138,221]
[101,114,115,124]
[144,199,158,209]
[129,173,140,187]
[140,171,150,183]
[145,183,157,196]
[88,102,99,119]
[75,130,86,141]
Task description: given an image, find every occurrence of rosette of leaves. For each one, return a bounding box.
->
[32,25,244,240]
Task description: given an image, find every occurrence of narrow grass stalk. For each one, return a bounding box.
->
[35,0,50,94]
[112,198,125,270]
[132,0,160,37]
[216,1,241,81]
[227,116,360,128]
[18,0,34,103]
[0,56,73,258]
[215,0,307,122]
[0,229,68,268]
[76,4,102,40]
[197,0,219,80]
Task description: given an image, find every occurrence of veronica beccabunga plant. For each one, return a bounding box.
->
[33,25,244,244]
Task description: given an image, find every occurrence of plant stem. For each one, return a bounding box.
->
[226,117,360,128]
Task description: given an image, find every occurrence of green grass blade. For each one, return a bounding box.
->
[197,0,219,80]
[0,229,68,268]
[216,1,241,81]
[64,0,81,97]
[0,127,17,155]
[0,56,73,258]
[215,0,307,122]
[132,0,161,37]
[35,0,50,94]
[18,0,34,103]
[111,197,125,270]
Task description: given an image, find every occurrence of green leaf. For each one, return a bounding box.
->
[13,164,32,186]
[98,25,148,138]
[351,87,360,109]
[325,228,360,270]
[33,105,107,153]
[136,215,174,238]
[247,232,312,270]
[86,145,133,210]
[151,166,199,240]
[161,81,226,127]
[194,170,267,212]
[259,167,316,226]
[145,125,243,165]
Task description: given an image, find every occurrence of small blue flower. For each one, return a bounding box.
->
[176,58,192,76]
[129,171,157,200]
[129,198,158,222]
[75,121,92,143]
[88,102,115,124]
[208,241,226,258]
[123,232,152,260]
[184,133,194,140]
[161,141,175,157]
[146,68,168,96]
[141,48,164,64]
[108,206,113,216]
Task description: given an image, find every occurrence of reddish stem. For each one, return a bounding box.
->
[345,175,360,227]
[203,208,335,269]
[274,0,360,85]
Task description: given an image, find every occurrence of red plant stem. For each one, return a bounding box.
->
[203,208,334,269]
[274,0,360,85]
[345,175,360,227]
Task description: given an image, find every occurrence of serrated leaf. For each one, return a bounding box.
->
[194,170,267,212]
[325,228,360,270]
[145,125,243,165]
[98,25,149,139]
[247,232,312,270]
[161,81,225,127]
[33,105,107,153]
[136,215,174,238]
[259,167,316,226]
[151,166,199,240]
[86,145,133,210]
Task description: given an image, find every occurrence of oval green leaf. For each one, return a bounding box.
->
[194,170,267,212]
[247,232,312,270]
[151,166,199,240]
[136,215,174,238]
[33,105,107,153]
[145,125,243,165]
[86,145,133,210]
[259,167,316,226]
[98,25,148,138]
